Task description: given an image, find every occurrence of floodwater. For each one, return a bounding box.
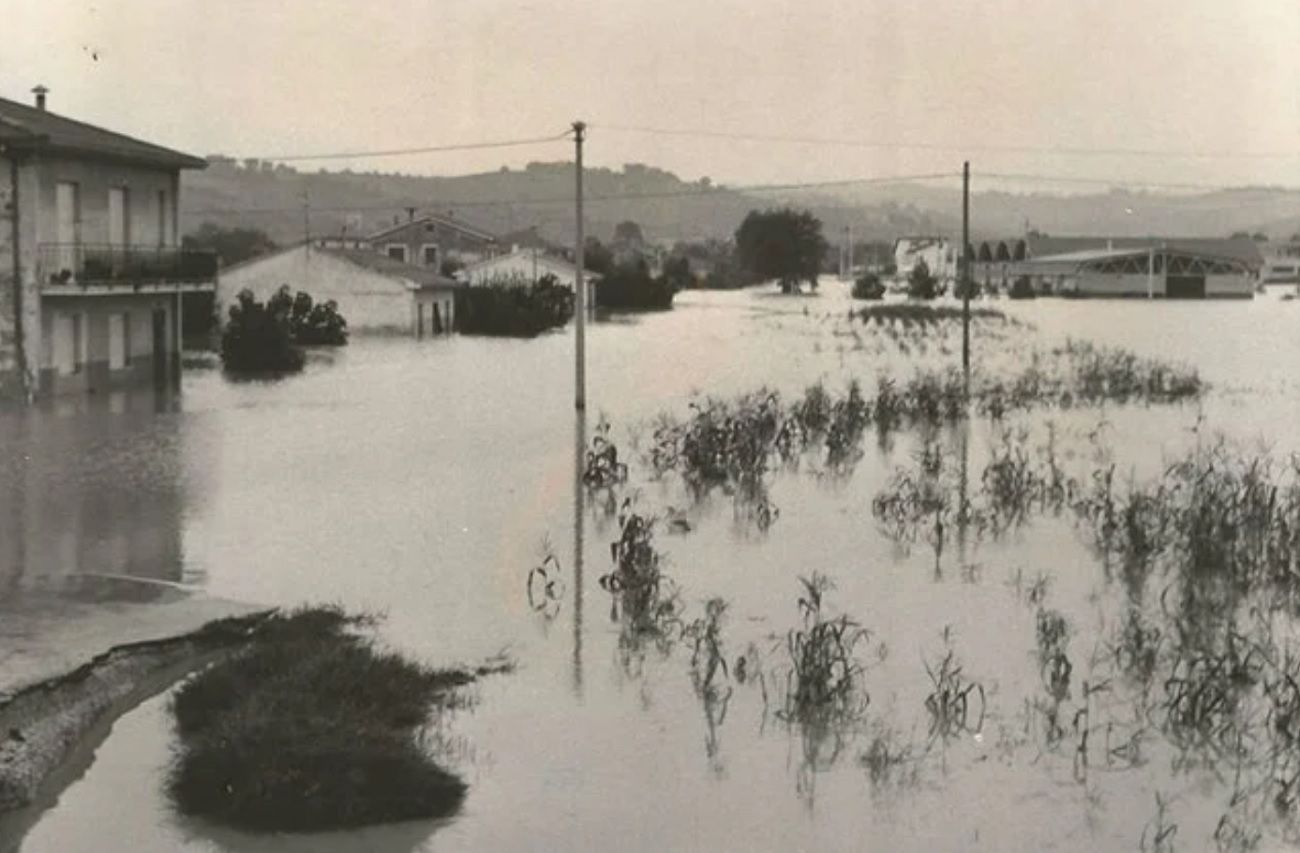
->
[4,282,1300,852]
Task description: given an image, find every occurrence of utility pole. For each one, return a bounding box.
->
[961,161,971,388]
[848,222,854,279]
[573,121,587,411]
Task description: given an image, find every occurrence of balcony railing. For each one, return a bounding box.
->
[39,243,218,288]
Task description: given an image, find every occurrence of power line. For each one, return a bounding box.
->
[592,122,1300,163]
[182,171,961,216]
[977,171,1300,195]
[247,130,572,163]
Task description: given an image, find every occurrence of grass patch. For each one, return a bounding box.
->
[854,302,1009,326]
[168,606,499,833]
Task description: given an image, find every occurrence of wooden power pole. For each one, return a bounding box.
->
[573,121,587,411]
[961,161,971,387]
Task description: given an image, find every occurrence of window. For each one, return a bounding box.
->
[386,244,408,263]
[109,312,131,370]
[157,190,169,246]
[422,244,439,268]
[108,187,130,249]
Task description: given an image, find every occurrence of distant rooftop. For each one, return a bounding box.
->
[323,247,458,290]
[0,93,206,169]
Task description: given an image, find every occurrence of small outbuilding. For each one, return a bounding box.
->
[217,243,456,337]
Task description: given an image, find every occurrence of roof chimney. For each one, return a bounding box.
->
[32,85,48,111]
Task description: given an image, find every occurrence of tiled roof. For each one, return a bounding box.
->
[323,248,459,289]
[367,214,498,243]
[1023,235,1264,269]
[0,95,206,169]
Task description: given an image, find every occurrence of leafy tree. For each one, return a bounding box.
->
[907,258,938,300]
[583,237,615,276]
[735,208,828,293]
[183,223,278,268]
[613,221,645,245]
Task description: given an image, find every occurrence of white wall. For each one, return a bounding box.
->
[218,246,414,332]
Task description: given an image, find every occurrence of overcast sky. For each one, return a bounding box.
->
[4,0,1299,191]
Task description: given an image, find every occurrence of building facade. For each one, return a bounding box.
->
[1015,247,1254,298]
[218,243,455,337]
[0,88,216,401]
[367,213,499,272]
[893,236,958,282]
[973,234,1264,296]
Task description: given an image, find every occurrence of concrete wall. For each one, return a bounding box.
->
[1206,273,1252,297]
[1075,272,1157,297]
[37,294,177,396]
[31,154,179,254]
[0,155,16,397]
[1073,270,1252,298]
[412,290,455,337]
[219,245,415,333]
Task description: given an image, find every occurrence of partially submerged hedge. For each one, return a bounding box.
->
[454,272,574,336]
[220,285,348,374]
[167,607,487,833]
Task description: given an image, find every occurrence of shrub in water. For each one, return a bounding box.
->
[1009,275,1036,299]
[273,286,348,346]
[220,289,305,374]
[597,259,676,311]
[851,272,885,300]
[168,607,482,832]
[454,272,574,336]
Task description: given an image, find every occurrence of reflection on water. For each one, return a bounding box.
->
[0,388,186,605]
[11,287,1300,852]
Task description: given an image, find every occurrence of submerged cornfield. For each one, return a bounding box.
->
[10,284,1300,852]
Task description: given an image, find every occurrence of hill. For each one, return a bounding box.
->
[180,159,1300,250]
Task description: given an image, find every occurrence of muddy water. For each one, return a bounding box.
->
[4,283,1300,852]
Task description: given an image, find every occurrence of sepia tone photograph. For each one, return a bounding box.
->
[1,1,1300,850]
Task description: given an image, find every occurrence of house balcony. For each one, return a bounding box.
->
[38,243,218,295]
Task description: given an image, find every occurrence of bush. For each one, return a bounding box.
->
[220,289,305,374]
[168,607,478,833]
[597,259,676,311]
[272,286,348,346]
[454,272,574,336]
[1009,276,1036,300]
[907,259,938,300]
[952,278,982,300]
[852,272,886,300]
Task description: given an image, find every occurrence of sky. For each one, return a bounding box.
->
[4,0,1300,192]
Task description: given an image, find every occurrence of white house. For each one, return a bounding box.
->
[218,243,456,337]
[893,236,957,282]
[457,248,599,305]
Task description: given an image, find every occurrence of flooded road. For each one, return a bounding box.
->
[4,283,1300,851]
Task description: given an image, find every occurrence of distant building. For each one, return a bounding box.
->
[1012,246,1254,298]
[893,236,957,282]
[1260,238,1300,292]
[0,87,217,401]
[218,243,456,337]
[975,234,1264,296]
[456,248,600,305]
[367,213,499,271]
